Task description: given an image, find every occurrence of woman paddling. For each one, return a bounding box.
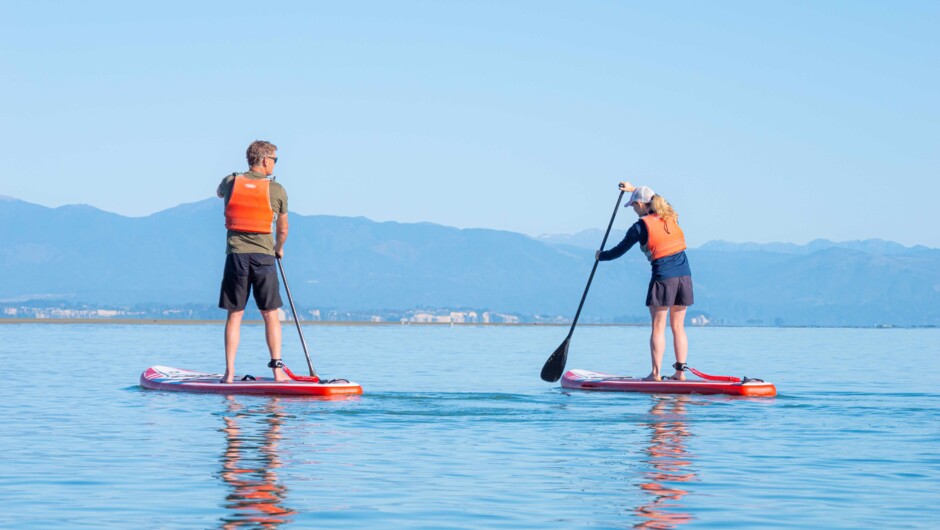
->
[597,182,694,381]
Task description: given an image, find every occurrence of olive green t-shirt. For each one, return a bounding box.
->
[217,171,288,255]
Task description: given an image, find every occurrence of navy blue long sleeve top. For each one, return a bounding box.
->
[598,219,692,281]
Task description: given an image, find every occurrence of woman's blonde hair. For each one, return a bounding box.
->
[650,194,679,224]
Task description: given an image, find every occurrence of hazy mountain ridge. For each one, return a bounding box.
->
[538,227,930,256]
[2,197,938,326]
[697,239,933,255]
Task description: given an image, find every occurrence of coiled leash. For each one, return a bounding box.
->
[268,359,349,384]
[673,362,764,383]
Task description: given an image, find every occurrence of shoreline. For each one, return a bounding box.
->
[0,318,602,327]
[0,318,924,329]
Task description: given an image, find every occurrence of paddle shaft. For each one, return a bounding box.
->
[540,190,625,382]
[564,189,625,339]
[276,257,318,378]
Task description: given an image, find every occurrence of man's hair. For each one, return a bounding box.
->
[246,140,277,167]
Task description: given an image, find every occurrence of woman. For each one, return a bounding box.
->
[597,182,694,381]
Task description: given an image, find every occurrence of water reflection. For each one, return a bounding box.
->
[634,396,697,529]
[218,397,296,529]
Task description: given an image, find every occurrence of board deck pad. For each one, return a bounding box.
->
[561,369,776,397]
[140,365,363,396]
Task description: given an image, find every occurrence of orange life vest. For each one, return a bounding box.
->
[224,175,274,234]
[641,214,686,261]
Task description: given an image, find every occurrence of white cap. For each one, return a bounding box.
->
[626,186,655,206]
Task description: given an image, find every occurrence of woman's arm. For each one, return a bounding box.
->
[597,220,646,261]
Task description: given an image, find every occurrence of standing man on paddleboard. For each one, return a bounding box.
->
[596,182,694,382]
[216,140,290,384]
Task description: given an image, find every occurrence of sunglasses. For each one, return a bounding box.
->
[265,156,279,163]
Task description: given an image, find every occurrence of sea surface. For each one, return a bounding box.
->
[1,323,938,529]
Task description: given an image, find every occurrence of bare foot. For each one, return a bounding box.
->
[643,372,662,381]
[668,372,686,381]
[220,371,234,384]
[273,367,290,382]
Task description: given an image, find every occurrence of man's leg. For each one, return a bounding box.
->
[261,309,289,381]
[222,309,244,383]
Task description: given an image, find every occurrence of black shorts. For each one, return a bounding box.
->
[646,275,694,307]
[218,253,283,311]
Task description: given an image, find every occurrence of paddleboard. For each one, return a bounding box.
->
[561,369,776,397]
[140,365,363,396]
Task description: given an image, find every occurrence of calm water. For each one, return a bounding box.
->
[1,323,938,528]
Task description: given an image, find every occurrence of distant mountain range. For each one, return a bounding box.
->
[538,228,935,255]
[2,195,938,326]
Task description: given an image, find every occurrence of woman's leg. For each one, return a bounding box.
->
[646,306,669,381]
[668,305,688,380]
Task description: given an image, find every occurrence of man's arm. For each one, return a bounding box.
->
[217,174,235,198]
[274,212,288,258]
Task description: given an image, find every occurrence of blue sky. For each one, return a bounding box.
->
[2,1,938,247]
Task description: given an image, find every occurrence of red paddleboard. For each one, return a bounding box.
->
[561,369,776,397]
[140,366,363,397]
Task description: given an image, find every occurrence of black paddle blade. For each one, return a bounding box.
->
[540,339,570,382]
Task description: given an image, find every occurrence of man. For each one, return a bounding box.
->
[217,140,290,383]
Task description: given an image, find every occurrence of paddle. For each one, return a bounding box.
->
[540,190,625,382]
[276,256,318,379]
